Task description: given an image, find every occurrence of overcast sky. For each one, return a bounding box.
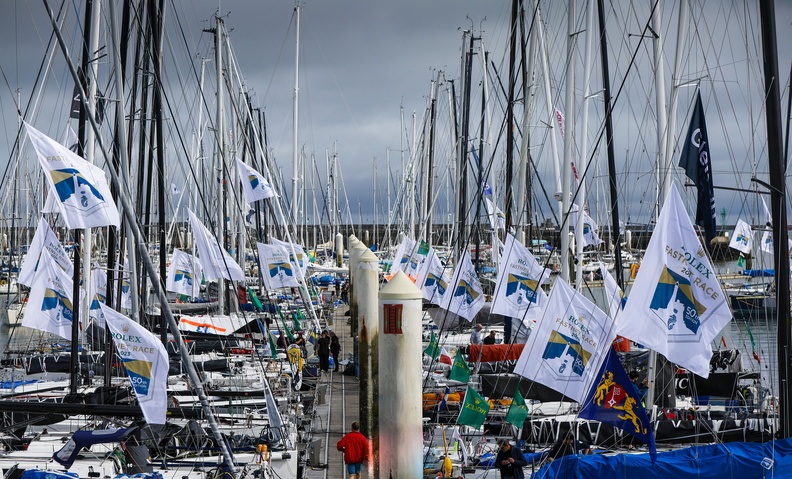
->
[1,1,792,237]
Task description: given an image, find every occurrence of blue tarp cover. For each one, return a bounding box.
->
[741,269,774,277]
[532,439,792,479]
[21,471,78,479]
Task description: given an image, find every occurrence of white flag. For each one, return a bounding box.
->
[188,210,245,281]
[617,184,730,377]
[416,247,450,306]
[101,304,168,424]
[236,158,277,203]
[514,278,615,402]
[729,219,753,255]
[760,230,774,254]
[257,242,300,289]
[571,208,604,247]
[24,122,120,229]
[761,196,772,226]
[270,238,309,277]
[760,197,774,253]
[23,250,75,339]
[402,240,430,279]
[442,251,485,322]
[452,427,468,466]
[89,267,108,327]
[166,249,202,298]
[484,198,506,231]
[491,234,550,323]
[18,218,73,286]
[118,260,133,310]
[599,261,625,321]
[390,235,416,276]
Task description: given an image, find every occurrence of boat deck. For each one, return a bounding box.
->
[304,304,362,478]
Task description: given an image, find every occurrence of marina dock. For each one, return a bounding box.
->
[304,305,362,478]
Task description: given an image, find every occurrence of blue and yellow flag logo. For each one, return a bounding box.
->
[268,261,293,278]
[424,273,447,295]
[248,174,261,190]
[42,288,73,323]
[541,330,591,377]
[649,266,706,333]
[505,273,539,305]
[122,358,152,396]
[583,222,593,235]
[121,278,131,295]
[453,279,479,305]
[90,292,106,310]
[174,269,193,285]
[735,234,749,246]
[50,168,105,206]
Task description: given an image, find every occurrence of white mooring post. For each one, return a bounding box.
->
[377,271,423,478]
[357,247,380,478]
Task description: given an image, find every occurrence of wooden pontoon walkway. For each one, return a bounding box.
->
[304,304,363,478]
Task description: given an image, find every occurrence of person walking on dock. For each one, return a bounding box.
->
[330,330,341,372]
[337,421,368,479]
[317,330,331,373]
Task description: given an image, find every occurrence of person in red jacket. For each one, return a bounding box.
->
[337,421,368,478]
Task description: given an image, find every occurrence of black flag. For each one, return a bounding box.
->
[679,92,716,244]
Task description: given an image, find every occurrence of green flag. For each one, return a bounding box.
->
[505,390,529,427]
[267,331,278,359]
[281,316,295,342]
[737,254,745,268]
[449,350,471,383]
[292,310,303,331]
[424,331,440,359]
[247,287,263,311]
[417,240,430,255]
[457,386,490,429]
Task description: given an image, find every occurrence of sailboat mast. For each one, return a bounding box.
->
[214,16,227,313]
[560,0,576,283]
[596,0,624,287]
[505,0,519,230]
[575,0,596,290]
[426,78,437,245]
[457,30,474,261]
[292,3,301,226]
[70,0,97,395]
[758,0,791,437]
[151,0,168,341]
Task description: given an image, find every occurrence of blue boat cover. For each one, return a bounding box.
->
[532,439,792,479]
[741,269,774,277]
[21,471,78,479]
[52,428,133,468]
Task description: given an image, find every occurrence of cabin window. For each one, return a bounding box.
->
[383,304,403,334]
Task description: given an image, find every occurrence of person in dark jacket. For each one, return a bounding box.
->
[496,439,528,478]
[276,332,289,349]
[316,331,331,372]
[483,330,498,345]
[330,330,341,372]
[547,433,591,461]
[337,421,368,478]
